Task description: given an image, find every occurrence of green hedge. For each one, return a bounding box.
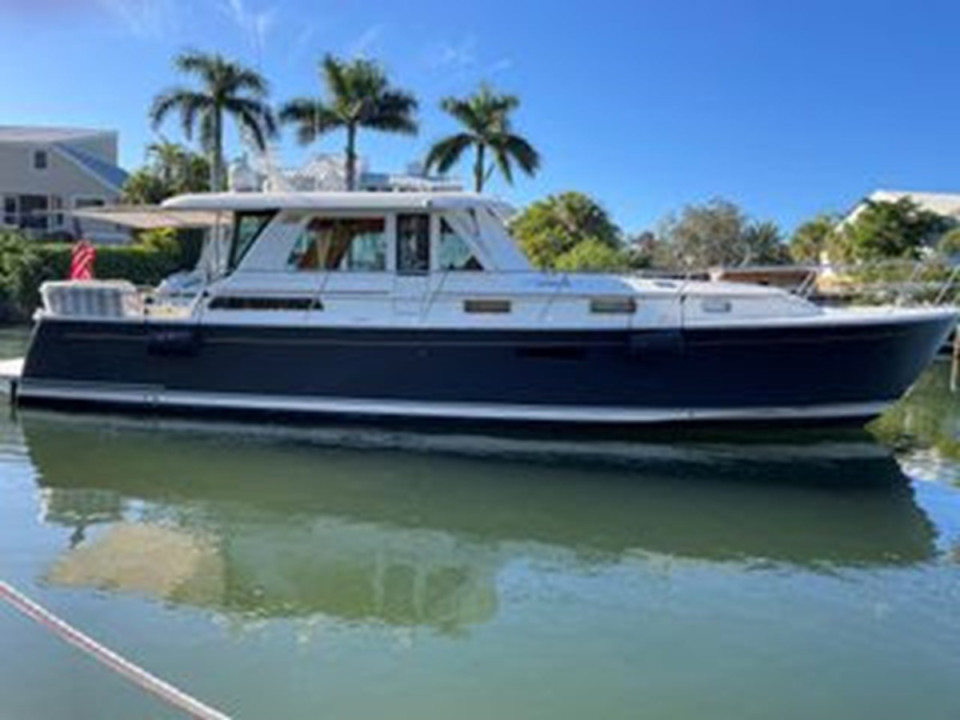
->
[0,229,200,323]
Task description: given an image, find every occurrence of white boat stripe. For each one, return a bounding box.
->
[15,383,893,423]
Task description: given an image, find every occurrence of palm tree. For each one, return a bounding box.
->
[145,140,211,194]
[279,54,418,191]
[146,140,188,187]
[425,84,540,193]
[150,51,277,191]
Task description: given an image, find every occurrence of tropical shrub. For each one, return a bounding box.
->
[554,238,632,272]
[511,192,624,269]
[789,214,838,264]
[936,227,960,261]
[829,198,952,263]
[122,143,211,204]
[0,231,48,324]
[655,198,790,268]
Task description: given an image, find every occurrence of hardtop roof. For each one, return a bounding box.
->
[162,191,513,215]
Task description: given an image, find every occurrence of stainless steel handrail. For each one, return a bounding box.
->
[84,256,960,322]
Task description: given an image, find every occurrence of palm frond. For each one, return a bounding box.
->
[346,58,388,101]
[174,50,220,86]
[424,133,474,174]
[363,90,418,134]
[278,98,319,123]
[474,84,519,116]
[492,146,514,185]
[440,97,481,133]
[225,97,277,150]
[497,133,540,176]
[279,98,343,145]
[234,109,267,151]
[149,88,210,140]
[321,54,350,106]
[230,65,270,97]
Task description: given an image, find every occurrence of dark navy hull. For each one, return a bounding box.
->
[17,313,955,426]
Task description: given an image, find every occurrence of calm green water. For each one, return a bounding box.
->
[1,327,959,720]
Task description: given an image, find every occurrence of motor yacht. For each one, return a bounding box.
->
[12,191,957,426]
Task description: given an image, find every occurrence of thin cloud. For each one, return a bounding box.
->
[426,37,515,84]
[218,0,277,57]
[430,36,478,70]
[486,58,514,75]
[288,23,317,64]
[346,23,385,58]
[94,0,178,38]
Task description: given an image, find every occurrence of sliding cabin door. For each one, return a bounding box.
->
[394,213,431,317]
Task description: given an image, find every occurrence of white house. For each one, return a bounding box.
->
[842,189,960,226]
[0,125,129,243]
[230,152,463,194]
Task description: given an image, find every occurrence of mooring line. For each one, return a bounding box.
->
[0,580,232,720]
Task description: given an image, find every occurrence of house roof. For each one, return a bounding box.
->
[57,143,129,192]
[865,190,960,218]
[0,125,113,144]
[0,125,127,192]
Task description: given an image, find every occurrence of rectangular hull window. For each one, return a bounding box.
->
[208,296,322,311]
[590,297,637,314]
[464,299,511,314]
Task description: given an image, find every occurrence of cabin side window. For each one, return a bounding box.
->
[287,217,387,271]
[437,219,482,271]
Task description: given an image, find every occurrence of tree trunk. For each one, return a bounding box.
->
[474,143,485,193]
[345,124,357,191]
[211,107,224,192]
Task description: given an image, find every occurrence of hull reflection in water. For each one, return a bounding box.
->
[21,412,937,635]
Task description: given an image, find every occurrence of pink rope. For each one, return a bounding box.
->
[0,580,232,720]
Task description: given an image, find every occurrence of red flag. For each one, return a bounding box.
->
[70,240,96,281]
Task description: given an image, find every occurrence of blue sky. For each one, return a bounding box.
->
[2,0,959,234]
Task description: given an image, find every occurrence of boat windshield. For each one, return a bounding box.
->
[230,211,275,270]
[438,219,482,271]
